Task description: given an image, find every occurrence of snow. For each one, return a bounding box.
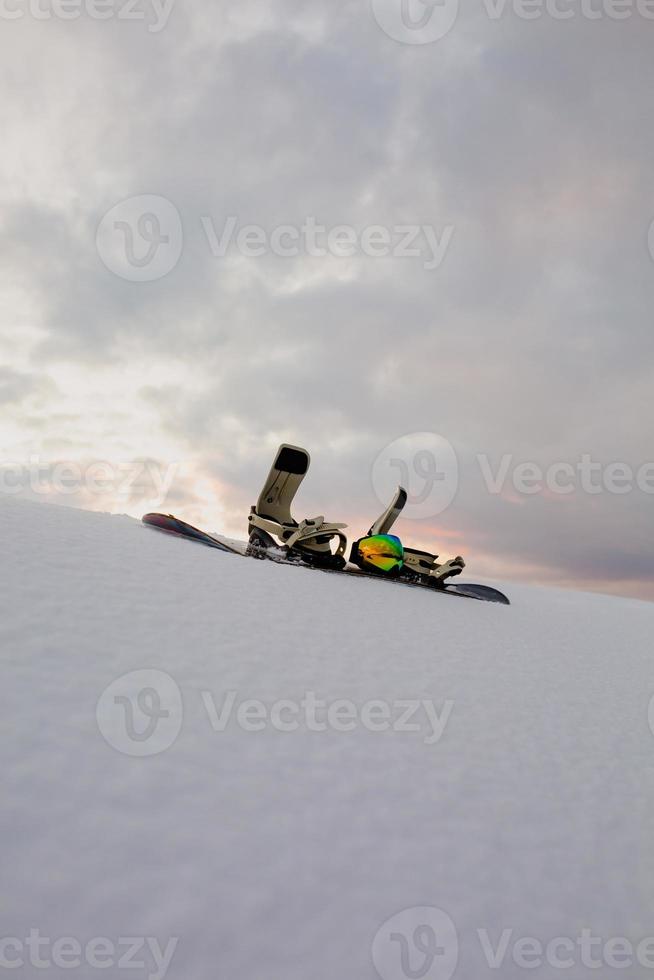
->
[1,496,653,980]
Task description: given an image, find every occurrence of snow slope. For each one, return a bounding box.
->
[1,497,653,980]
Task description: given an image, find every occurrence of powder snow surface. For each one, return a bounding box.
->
[1,497,653,980]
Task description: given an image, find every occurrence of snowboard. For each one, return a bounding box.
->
[142,513,510,605]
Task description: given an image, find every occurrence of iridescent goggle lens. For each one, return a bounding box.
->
[356,534,404,573]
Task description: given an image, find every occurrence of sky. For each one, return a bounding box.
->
[1,0,653,600]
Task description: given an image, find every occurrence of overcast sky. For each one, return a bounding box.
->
[1,0,653,599]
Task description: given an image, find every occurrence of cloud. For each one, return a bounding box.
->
[0,0,652,597]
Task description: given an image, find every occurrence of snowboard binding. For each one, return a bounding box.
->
[350,486,466,587]
[248,444,348,570]
[144,443,508,603]
[250,445,465,583]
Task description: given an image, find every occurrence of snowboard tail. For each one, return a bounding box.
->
[143,514,510,605]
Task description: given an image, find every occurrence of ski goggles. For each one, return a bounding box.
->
[350,534,404,575]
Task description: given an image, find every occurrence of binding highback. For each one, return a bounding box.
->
[368,486,407,535]
[256,444,310,526]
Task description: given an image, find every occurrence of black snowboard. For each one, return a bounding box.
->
[143,513,510,605]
